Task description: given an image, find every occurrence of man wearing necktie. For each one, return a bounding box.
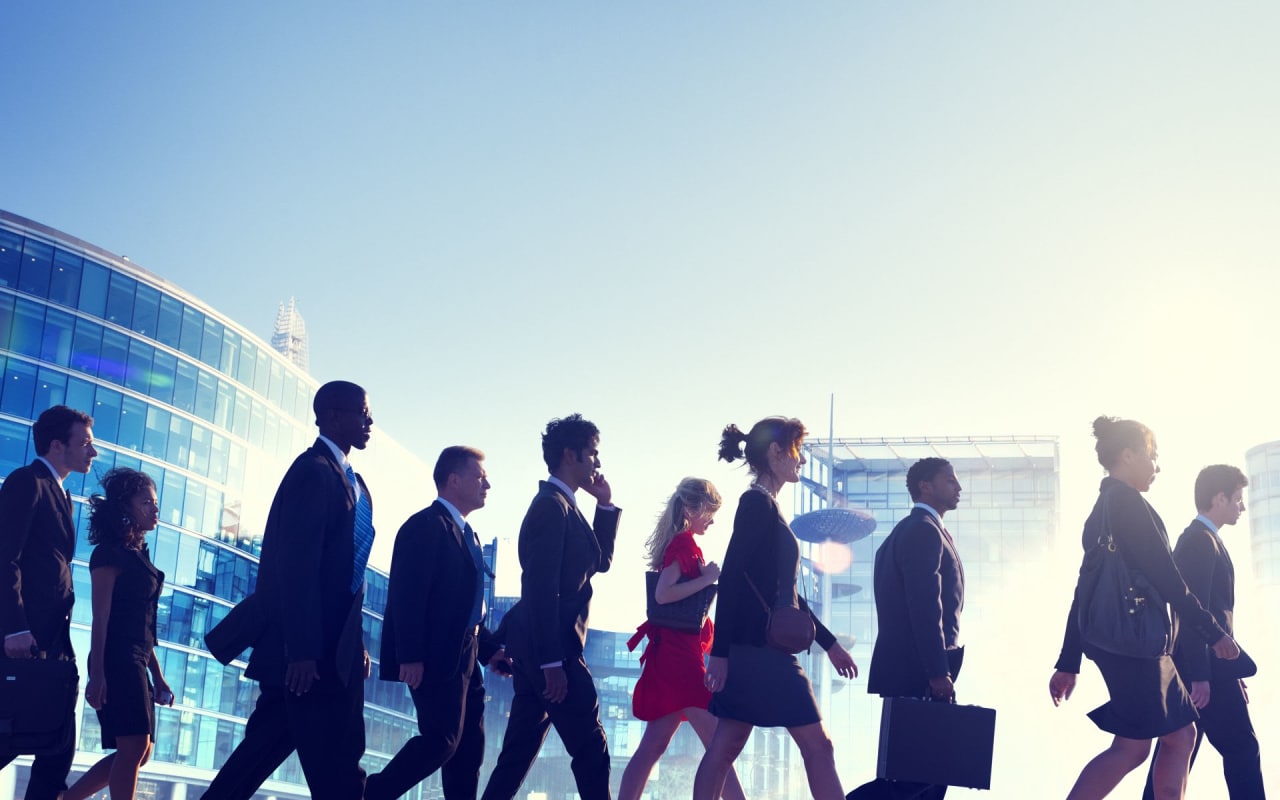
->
[366,446,510,800]
[848,457,965,800]
[0,406,97,800]
[203,380,374,800]
[481,414,620,800]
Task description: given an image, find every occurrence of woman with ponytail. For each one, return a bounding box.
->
[693,418,858,800]
[619,478,745,800]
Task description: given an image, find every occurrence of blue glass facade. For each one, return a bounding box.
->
[1245,440,1280,591]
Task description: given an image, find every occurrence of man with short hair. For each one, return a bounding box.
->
[203,381,375,800]
[848,457,965,800]
[0,405,97,800]
[481,414,620,800]
[366,446,509,800]
[1142,464,1265,799]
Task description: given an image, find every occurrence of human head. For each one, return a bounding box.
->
[1195,464,1248,526]
[33,405,96,477]
[314,381,372,453]
[1092,415,1159,492]
[906,457,962,513]
[644,477,722,570]
[717,417,808,484]
[88,468,158,549]
[434,446,489,516]
[541,414,601,490]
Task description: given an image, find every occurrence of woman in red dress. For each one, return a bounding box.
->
[619,478,746,800]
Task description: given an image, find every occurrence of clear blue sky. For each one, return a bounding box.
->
[4,3,1279,795]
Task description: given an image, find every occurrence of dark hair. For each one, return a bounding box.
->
[1092,415,1154,470]
[88,468,156,549]
[32,405,93,457]
[313,380,366,420]
[717,417,807,479]
[541,414,600,472]
[433,445,485,489]
[1194,464,1248,512]
[906,457,953,501]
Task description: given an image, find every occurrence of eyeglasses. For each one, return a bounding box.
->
[331,408,373,421]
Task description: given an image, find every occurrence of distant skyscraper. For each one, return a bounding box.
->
[1245,440,1280,589]
[271,297,309,372]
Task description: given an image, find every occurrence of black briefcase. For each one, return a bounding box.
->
[0,658,79,755]
[876,696,996,789]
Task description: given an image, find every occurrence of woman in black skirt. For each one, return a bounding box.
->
[1049,416,1239,800]
[66,468,173,800]
[693,417,858,800]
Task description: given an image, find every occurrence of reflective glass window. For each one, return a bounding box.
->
[156,294,182,348]
[173,361,197,414]
[208,433,230,485]
[227,443,246,497]
[268,360,284,408]
[248,400,265,448]
[195,370,216,422]
[125,339,154,394]
[236,339,256,387]
[49,249,82,308]
[0,294,14,350]
[132,283,160,337]
[231,390,250,440]
[150,349,176,405]
[214,379,233,431]
[183,481,206,533]
[73,506,94,561]
[78,261,110,318]
[143,406,170,459]
[1,359,37,418]
[189,423,210,474]
[117,395,146,451]
[17,238,53,297]
[203,487,222,537]
[69,317,103,375]
[113,451,142,475]
[64,376,95,420]
[179,306,204,359]
[33,368,67,417]
[253,348,269,396]
[0,230,21,287]
[39,307,74,366]
[70,564,91,625]
[175,535,199,586]
[200,318,223,369]
[220,328,239,377]
[263,413,279,457]
[104,271,136,328]
[0,418,29,477]
[166,415,191,470]
[161,471,185,527]
[10,297,44,358]
[97,328,128,385]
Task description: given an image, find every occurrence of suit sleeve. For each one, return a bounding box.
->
[1055,585,1084,673]
[896,520,952,680]
[591,506,620,574]
[386,514,443,673]
[521,494,571,666]
[275,460,334,663]
[1172,528,1218,682]
[0,470,39,636]
[799,595,837,651]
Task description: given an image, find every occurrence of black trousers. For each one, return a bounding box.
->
[1142,676,1265,800]
[479,655,610,800]
[366,635,486,800]
[202,674,366,800]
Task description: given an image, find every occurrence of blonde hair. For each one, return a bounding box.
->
[644,477,722,571]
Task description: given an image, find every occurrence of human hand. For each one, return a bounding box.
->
[1189,680,1211,710]
[153,676,175,707]
[86,674,107,710]
[487,648,513,676]
[928,675,956,703]
[4,632,35,658]
[285,659,320,696]
[399,661,425,690]
[704,656,728,693]
[1049,671,1076,707]
[542,666,568,703]
[1212,635,1241,660]
[363,649,372,680]
[701,562,721,583]
[826,643,858,679]
[582,472,612,506]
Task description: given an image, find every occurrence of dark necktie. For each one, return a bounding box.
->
[346,465,375,594]
[464,522,487,625]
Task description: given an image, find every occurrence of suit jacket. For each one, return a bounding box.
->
[243,439,370,689]
[1171,518,1236,683]
[379,500,500,680]
[0,461,77,658]
[503,481,619,667]
[867,507,965,697]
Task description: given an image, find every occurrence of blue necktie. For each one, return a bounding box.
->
[346,465,375,594]
[464,522,486,627]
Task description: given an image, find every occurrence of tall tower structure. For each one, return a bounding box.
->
[271,297,309,372]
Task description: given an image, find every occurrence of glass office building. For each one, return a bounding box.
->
[0,210,454,800]
[1245,440,1280,591]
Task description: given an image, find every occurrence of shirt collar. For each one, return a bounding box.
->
[913,502,943,525]
[437,497,468,532]
[547,476,577,507]
[35,457,64,486]
[1195,513,1220,535]
[317,435,350,470]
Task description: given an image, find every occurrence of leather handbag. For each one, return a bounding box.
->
[0,657,79,756]
[1075,498,1171,659]
[645,571,717,634]
[876,696,996,789]
[744,573,815,654]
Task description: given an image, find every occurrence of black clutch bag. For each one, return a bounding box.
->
[645,571,716,634]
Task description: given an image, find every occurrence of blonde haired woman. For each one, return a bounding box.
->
[620,478,746,800]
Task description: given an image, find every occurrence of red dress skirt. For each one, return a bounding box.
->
[628,532,715,721]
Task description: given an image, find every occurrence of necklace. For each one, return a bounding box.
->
[750,482,777,499]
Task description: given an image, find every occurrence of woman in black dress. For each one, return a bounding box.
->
[66,468,173,800]
[1049,416,1239,800]
[693,417,858,800]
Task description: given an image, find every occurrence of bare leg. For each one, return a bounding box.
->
[63,754,115,800]
[694,719,752,800]
[1065,736,1152,800]
[618,714,682,800]
[1149,724,1195,800]
[788,721,843,800]
[685,708,747,800]
[107,735,152,800]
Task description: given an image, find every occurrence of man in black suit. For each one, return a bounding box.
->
[1142,464,1265,799]
[0,405,97,800]
[366,446,510,800]
[848,457,965,800]
[480,414,620,800]
[202,381,375,800]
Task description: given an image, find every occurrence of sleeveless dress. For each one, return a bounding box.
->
[627,531,714,721]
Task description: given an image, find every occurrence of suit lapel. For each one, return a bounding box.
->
[545,481,602,563]
[314,440,355,505]
[32,463,75,558]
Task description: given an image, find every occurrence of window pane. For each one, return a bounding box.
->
[220,329,240,376]
[97,329,128,385]
[143,406,170,459]
[231,391,250,441]
[79,261,110,318]
[236,340,256,387]
[33,368,67,415]
[166,414,192,468]
[195,370,216,422]
[200,318,223,369]
[0,230,21,287]
[125,339,154,393]
[132,283,160,338]
[0,418,29,479]
[39,307,74,367]
[179,307,204,358]
[118,395,146,451]
[10,298,44,357]
[161,471,185,527]
[49,249,82,307]
[252,349,269,396]
[183,482,206,533]
[0,359,37,418]
[92,387,122,442]
[70,318,103,375]
[0,294,14,350]
[65,376,95,419]
[157,294,182,348]
[150,350,177,405]
[17,238,53,297]
[189,424,210,475]
[173,361,197,414]
[104,271,136,328]
[214,380,233,431]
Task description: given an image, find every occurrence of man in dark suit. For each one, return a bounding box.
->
[848,457,965,800]
[1142,464,1264,799]
[366,446,510,800]
[0,405,96,800]
[480,414,620,800]
[202,381,375,800]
